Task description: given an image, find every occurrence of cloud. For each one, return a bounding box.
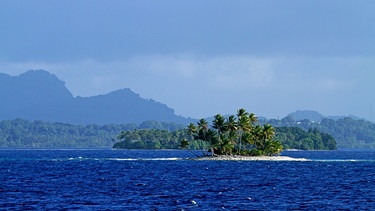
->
[205,56,275,91]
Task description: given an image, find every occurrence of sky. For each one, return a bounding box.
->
[1,0,374,120]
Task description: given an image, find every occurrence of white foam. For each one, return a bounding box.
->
[108,157,182,161]
[108,158,138,161]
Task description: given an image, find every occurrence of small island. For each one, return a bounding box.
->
[182,108,284,158]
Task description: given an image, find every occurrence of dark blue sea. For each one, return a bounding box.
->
[1,149,374,210]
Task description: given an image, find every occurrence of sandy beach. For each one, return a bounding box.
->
[194,155,309,161]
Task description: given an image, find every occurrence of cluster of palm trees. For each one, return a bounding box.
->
[186,108,283,156]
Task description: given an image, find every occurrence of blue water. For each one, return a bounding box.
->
[1,149,374,210]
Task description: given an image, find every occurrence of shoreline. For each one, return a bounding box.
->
[193,155,309,161]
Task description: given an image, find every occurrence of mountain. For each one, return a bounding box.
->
[287,110,364,122]
[287,110,325,122]
[0,70,194,125]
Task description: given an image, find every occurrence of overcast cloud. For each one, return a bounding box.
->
[1,1,374,120]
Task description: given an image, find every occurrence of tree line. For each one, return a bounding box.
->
[113,109,336,153]
[265,116,375,148]
[113,129,207,150]
[0,119,182,148]
[0,117,337,150]
[274,127,336,150]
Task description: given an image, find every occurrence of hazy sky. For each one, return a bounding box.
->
[1,0,374,120]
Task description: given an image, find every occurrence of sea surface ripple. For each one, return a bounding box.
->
[1,149,374,210]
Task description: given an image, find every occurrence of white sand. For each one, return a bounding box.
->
[194,155,309,161]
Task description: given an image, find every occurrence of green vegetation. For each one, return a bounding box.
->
[0,119,126,148]
[112,109,336,153]
[0,119,183,148]
[8,113,373,150]
[186,109,283,156]
[274,127,336,150]
[113,129,206,150]
[112,124,336,152]
[266,116,375,148]
[319,118,375,148]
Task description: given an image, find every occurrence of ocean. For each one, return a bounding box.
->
[1,149,374,210]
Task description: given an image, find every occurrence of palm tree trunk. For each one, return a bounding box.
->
[237,131,243,155]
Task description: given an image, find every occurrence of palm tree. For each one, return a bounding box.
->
[221,136,234,155]
[236,108,250,155]
[252,125,263,150]
[226,130,237,155]
[255,124,276,153]
[187,122,208,150]
[187,123,197,137]
[242,132,254,151]
[262,124,275,141]
[237,108,249,119]
[197,118,209,132]
[213,114,226,134]
[263,140,283,156]
[196,118,209,149]
[213,114,227,154]
[179,138,189,149]
[249,113,258,127]
[205,128,218,156]
[226,115,238,131]
[273,141,284,155]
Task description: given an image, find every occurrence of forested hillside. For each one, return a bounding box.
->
[1,118,335,150]
[265,116,375,148]
[0,119,183,148]
[1,115,374,149]
[274,127,336,150]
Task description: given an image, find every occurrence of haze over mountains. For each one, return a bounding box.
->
[0,70,193,125]
[0,70,368,126]
[286,110,364,122]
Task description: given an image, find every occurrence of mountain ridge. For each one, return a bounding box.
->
[0,70,193,125]
[286,110,365,122]
[1,70,368,125]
